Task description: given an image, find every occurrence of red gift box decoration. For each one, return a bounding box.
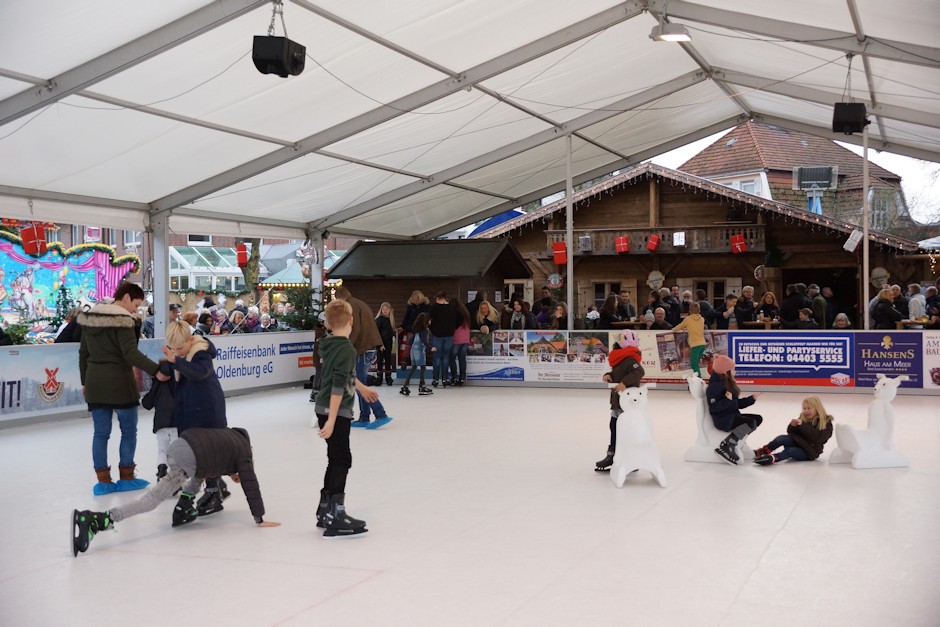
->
[20,223,47,256]
[615,236,630,254]
[730,234,747,254]
[552,241,567,265]
[646,234,660,251]
[236,243,249,267]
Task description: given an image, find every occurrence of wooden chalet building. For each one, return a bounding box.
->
[473,162,927,327]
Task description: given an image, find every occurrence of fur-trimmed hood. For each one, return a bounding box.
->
[78,303,138,329]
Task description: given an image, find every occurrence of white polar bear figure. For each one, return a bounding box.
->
[829,373,909,469]
[684,375,754,464]
[610,384,666,488]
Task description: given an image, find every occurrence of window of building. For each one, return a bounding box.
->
[124,230,142,246]
[594,282,621,309]
[695,280,726,309]
[85,226,101,243]
[71,225,82,246]
[188,234,212,246]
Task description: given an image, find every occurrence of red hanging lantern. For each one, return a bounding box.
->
[552,241,567,265]
[730,234,747,254]
[236,243,249,267]
[20,223,47,256]
[615,236,630,254]
[646,234,660,251]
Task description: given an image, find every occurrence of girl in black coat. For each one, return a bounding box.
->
[752,397,833,465]
[375,302,396,386]
[707,354,762,465]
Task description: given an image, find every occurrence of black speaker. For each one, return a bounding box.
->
[252,36,306,78]
[832,102,869,135]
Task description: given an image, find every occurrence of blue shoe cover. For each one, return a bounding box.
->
[93,482,118,496]
[115,478,150,492]
[366,417,393,430]
[350,420,370,428]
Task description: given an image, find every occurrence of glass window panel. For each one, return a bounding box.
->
[194,275,213,290]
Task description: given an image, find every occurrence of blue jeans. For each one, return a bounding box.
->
[355,350,387,420]
[431,335,453,382]
[767,435,809,462]
[92,406,139,470]
[452,343,468,381]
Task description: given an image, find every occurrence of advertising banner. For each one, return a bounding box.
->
[854,331,922,388]
[923,331,940,391]
[728,332,854,387]
[1,331,315,423]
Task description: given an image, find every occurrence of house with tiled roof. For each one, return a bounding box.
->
[678,121,920,238]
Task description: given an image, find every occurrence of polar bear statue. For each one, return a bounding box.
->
[610,384,666,488]
[684,375,754,463]
[829,373,909,469]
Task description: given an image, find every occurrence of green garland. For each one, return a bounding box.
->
[173,287,254,299]
[0,230,142,273]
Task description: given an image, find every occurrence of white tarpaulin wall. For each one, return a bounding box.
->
[0,0,938,240]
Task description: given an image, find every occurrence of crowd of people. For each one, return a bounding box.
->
[587,277,940,331]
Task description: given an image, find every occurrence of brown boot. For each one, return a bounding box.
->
[116,464,149,492]
[93,467,117,496]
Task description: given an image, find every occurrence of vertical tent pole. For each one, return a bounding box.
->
[566,134,574,329]
[308,228,324,314]
[862,125,870,330]
[150,212,170,340]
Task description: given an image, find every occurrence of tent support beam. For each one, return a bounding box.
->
[0,0,268,127]
[313,70,707,230]
[150,1,648,212]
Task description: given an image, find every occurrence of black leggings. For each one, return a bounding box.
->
[404,365,426,386]
[316,413,352,497]
[732,413,763,433]
[377,340,393,376]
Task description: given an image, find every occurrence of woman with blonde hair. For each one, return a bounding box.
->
[473,300,499,333]
[753,396,834,465]
[871,288,902,329]
[375,302,396,385]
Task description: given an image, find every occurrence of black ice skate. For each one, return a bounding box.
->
[754,453,776,466]
[72,509,113,557]
[399,385,411,396]
[715,437,740,465]
[172,492,198,527]
[595,450,615,472]
[418,386,433,395]
[196,490,224,517]
[322,494,368,539]
[156,464,167,480]
[316,489,329,529]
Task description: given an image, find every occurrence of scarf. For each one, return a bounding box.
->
[608,345,642,368]
[511,310,525,328]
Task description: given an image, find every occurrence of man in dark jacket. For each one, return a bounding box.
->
[779,284,805,329]
[71,427,281,557]
[695,289,716,328]
[429,291,458,387]
[79,282,168,495]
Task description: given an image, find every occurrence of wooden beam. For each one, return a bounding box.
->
[649,178,660,228]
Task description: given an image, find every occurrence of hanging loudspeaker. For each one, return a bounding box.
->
[832,103,869,135]
[253,36,306,77]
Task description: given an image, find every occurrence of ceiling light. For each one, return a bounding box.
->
[650,23,691,42]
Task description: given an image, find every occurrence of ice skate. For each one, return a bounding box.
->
[754,454,776,466]
[418,386,433,395]
[72,509,113,557]
[322,494,368,539]
[385,375,394,386]
[156,464,167,480]
[172,492,197,527]
[196,490,224,517]
[316,489,329,529]
[399,385,411,396]
[753,445,772,457]
[715,437,740,465]
[595,450,614,472]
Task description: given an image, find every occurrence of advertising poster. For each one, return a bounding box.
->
[523,330,608,383]
[729,332,853,387]
[0,343,86,418]
[854,331,922,388]
[465,330,525,381]
[923,331,940,390]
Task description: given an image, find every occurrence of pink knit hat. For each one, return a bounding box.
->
[712,354,736,374]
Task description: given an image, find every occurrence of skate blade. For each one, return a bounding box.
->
[714,448,739,465]
[594,467,611,472]
[322,527,368,539]
[71,510,80,557]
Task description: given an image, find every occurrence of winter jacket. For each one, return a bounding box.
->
[779,292,807,325]
[755,303,779,320]
[54,319,82,343]
[597,309,621,330]
[794,319,820,330]
[706,371,756,432]
[345,296,383,355]
[78,303,160,408]
[606,346,645,410]
[714,304,739,330]
[375,314,395,347]
[648,320,673,330]
[429,301,458,337]
[786,416,833,460]
[171,337,226,433]
[401,303,429,333]
[734,298,756,324]
[661,295,681,326]
[453,323,470,345]
[142,362,177,433]
[871,298,902,329]
[314,334,358,419]
[811,294,828,328]
[180,428,264,520]
[671,313,706,347]
[697,300,717,327]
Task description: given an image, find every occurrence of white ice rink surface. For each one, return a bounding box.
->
[1,384,938,627]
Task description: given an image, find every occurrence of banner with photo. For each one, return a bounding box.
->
[924,331,940,391]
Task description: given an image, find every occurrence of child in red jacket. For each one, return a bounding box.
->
[595,336,646,471]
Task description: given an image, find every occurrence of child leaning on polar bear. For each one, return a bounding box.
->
[595,335,645,471]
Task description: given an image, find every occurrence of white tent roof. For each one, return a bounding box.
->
[1,0,938,240]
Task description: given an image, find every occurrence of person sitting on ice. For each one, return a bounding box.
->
[595,335,645,471]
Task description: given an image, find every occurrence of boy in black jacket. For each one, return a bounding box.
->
[141,362,177,480]
[72,427,280,557]
[595,341,646,471]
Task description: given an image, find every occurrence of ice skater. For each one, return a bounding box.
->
[707,355,763,464]
[72,427,280,557]
[753,396,833,465]
[595,337,645,471]
[399,312,434,396]
[312,299,379,537]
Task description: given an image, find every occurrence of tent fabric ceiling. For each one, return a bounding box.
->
[0,0,937,241]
